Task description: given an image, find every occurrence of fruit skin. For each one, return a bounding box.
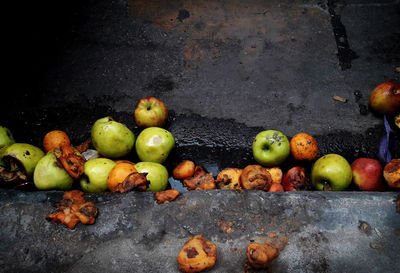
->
[134,162,169,192]
[351,158,384,191]
[252,130,290,167]
[134,97,168,128]
[268,183,284,192]
[369,82,400,115]
[290,133,318,162]
[135,127,175,163]
[79,158,117,193]
[33,152,74,190]
[43,130,71,152]
[282,166,310,191]
[0,126,15,149]
[107,161,137,192]
[311,154,352,191]
[91,117,135,159]
[3,143,45,177]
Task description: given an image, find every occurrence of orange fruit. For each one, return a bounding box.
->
[43,130,71,152]
[290,133,318,161]
[173,160,195,179]
[107,162,137,192]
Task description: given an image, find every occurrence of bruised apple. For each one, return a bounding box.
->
[351,158,384,191]
[282,166,310,191]
[134,161,169,192]
[135,127,175,163]
[369,82,400,115]
[1,143,45,187]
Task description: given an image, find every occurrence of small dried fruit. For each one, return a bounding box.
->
[246,241,279,269]
[240,165,272,191]
[173,160,195,179]
[383,159,400,189]
[177,235,217,273]
[46,190,98,229]
[216,168,242,189]
[155,189,180,204]
[183,166,216,190]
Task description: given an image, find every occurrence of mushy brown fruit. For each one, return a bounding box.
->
[177,235,217,273]
[240,165,273,191]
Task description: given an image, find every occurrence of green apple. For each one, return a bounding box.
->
[91,117,135,159]
[135,127,175,163]
[2,143,45,177]
[134,161,169,192]
[79,158,116,192]
[311,154,352,191]
[33,152,74,190]
[252,130,290,167]
[134,97,168,128]
[0,126,15,149]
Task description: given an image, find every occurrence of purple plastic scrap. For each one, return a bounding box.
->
[378,115,394,165]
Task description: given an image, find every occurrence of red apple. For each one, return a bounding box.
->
[134,97,168,127]
[282,166,310,191]
[369,82,400,115]
[351,158,384,191]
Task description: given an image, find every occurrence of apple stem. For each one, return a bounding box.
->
[322,181,331,191]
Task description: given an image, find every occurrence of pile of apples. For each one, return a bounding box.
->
[0,82,399,193]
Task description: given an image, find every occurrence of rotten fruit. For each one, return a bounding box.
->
[240,165,272,191]
[177,235,217,273]
[107,161,137,192]
[134,161,169,192]
[1,143,45,187]
[290,133,318,162]
[383,159,400,189]
[46,190,98,230]
[282,166,310,191]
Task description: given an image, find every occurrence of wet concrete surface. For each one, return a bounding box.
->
[1,0,400,272]
[1,190,399,273]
